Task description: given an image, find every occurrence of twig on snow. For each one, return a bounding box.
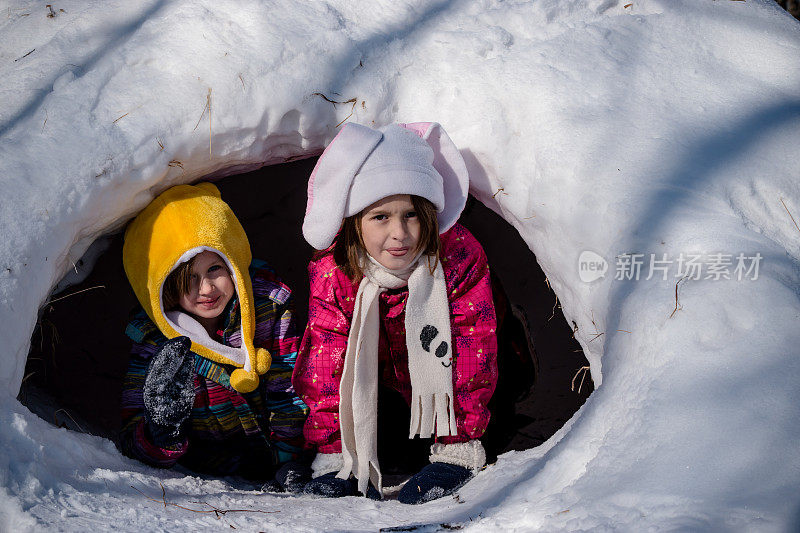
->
[113,103,144,124]
[546,296,560,323]
[190,500,279,519]
[46,285,105,305]
[130,483,279,518]
[588,332,604,343]
[586,310,606,342]
[193,89,212,130]
[571,366,591,394]
[780,197,800,235]
[311,92,352,105]
[168,159,186,178]
[7,7,31,18]
[193,100,208,131]
[14,49,35,61]
[207,88,212,157]
[335,113,354,127]
[492,187,508,198]
[311,93,357,127]
[192,89,213,157]
[669,276,688,319]
[54,408,86,433]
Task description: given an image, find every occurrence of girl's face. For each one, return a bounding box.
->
[178,251,235,332]
[360,194,421,270]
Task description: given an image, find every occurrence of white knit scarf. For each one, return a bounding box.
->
[337,253,457,496]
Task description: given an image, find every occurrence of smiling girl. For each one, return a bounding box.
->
[293,122,498,504]
[162,250,235,337]
[117,183,309,490]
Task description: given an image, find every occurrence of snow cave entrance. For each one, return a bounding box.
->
[18,157,594,476]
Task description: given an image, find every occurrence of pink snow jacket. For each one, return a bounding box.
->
[293,224,498,453]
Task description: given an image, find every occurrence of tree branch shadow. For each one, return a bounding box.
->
[604,98,800,347]
[0,0,170,138]
[308,0,458,128]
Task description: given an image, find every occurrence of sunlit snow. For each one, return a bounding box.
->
[1,0,799,530]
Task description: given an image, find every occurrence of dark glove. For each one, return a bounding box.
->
[302,472,381,500]
[143,336,195,444]
[397,462,472,504]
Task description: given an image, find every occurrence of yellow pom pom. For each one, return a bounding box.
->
[230,369,259,393]
[255,348,272,375]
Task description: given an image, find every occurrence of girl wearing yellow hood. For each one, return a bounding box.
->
[117,182,310,489]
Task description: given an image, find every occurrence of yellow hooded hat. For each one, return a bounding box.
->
[122,182,271,393]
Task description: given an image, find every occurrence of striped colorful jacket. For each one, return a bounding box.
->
[293,224,498,454]
[117,260,308,480]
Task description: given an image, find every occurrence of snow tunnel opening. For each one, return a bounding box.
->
[18,157,594,478]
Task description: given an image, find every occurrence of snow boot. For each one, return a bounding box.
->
[302,472,381,500]
[397,462,472,504]
[274,461,313,493]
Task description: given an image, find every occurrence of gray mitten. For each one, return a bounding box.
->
[143,336,195,444]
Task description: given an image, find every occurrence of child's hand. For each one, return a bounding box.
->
[143,336,195,431]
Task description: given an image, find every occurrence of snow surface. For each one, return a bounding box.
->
[2,0,800,530]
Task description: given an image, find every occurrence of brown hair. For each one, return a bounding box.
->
[330,195,441,283]
[162,256,197,311]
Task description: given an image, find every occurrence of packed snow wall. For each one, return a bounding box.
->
[1,0,800,530]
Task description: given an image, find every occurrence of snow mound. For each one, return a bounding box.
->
[1,0,799,530]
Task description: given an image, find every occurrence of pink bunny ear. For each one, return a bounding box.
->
[398,122,434,139]
[399,122,469,234]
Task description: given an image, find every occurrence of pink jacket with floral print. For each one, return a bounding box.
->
[293,224,498,453]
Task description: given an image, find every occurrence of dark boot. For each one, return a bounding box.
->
[397,462,472,504]
[302,472,381,500]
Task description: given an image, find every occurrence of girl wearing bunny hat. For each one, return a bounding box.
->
[293,122,498,504]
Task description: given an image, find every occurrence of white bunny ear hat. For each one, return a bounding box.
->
[302,122,469,250]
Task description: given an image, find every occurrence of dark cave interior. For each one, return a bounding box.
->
[19,157,593,474]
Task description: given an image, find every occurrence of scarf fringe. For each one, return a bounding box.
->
[338,456,382,496]
[409,392,458,438]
